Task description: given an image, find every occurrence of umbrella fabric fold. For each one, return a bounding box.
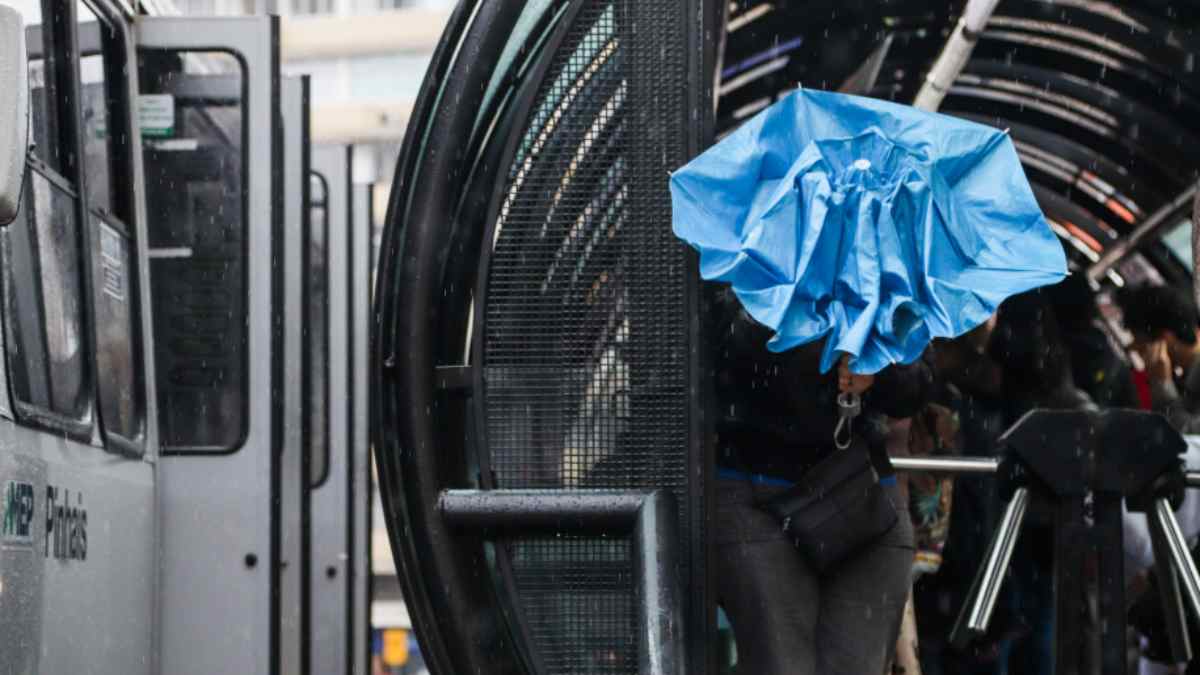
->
[671,88,1067,374]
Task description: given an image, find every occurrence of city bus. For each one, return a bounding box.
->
[0,0,371,672]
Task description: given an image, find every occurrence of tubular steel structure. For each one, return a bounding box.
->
[372,3,1200,674]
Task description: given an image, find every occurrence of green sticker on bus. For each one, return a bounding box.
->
[138,94,175,138]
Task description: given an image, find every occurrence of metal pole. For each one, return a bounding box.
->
[1152,498,1200,627]
[967,487,1029,632]
[889,456,1000,474]
[1192,180,1200,311]
[1148,505,1193,663]
[913,0,1002,111]
[951,487,1030,646]
[1187,471,1200,488]
[1087,185,1197,282]
[439,489,649,533]
[633,490,685,675]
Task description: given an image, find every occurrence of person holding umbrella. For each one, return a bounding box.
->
[672,88,1067,674]
[706,285,932,673]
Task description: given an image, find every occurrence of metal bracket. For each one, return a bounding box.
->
[440,489,686,675]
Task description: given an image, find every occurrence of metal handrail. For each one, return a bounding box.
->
[889,456,1001,474]
[440,489,686,675]
[1152,499,1200,630]
[891,455,1200,485]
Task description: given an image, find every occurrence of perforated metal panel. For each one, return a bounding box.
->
[482,1,691,672]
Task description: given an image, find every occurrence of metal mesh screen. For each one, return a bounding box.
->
[508,538,638,673]
[482,0,690,672]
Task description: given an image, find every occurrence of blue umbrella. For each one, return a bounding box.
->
[671,88,1068,375]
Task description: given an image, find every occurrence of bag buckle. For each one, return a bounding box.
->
[834,392,861,450]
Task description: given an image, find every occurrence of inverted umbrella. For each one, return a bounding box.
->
[671,88,1067,376]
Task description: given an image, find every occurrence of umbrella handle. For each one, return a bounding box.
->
[835,392,861,450]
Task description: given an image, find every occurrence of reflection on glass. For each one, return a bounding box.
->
[26,57,59,171]
[2,170,88,419]
[80,50,112,214]
[141,50,248,451]
[79,0,112,214]
[307,171,330,485]
[23,0,68,174]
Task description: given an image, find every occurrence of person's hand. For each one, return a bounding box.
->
[1137,339,1173,383]
[838,354,874,395]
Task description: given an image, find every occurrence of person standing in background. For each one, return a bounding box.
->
[1117,285,1200,433]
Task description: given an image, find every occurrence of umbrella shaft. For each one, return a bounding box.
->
[914,0,1002,112]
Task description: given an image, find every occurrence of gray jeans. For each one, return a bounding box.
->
[715,477,914,675]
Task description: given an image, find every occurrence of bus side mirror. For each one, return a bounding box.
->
[0,5,29,226]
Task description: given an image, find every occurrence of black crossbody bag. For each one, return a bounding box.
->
[756,396,898,574]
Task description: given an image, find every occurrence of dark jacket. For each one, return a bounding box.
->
[1047,275,1138,409]
[708,287,933,481]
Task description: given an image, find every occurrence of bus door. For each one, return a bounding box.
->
[307,143,352,675]
[350,180,373,675]
[280,73,311,675]
[135,16,285,675]
[370,1,717,673]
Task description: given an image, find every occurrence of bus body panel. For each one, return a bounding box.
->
[280,73,309,675]
[350,181,372,675]
[137,15,281,675]
[0,425,154,675]
[309,142,352,675]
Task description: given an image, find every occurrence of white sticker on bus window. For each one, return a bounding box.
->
[145,139,199,152]
[99,225,125,302]
[138,94,175,138]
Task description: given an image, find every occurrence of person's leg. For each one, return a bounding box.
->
[714,478,819,675]
[816,485,916,675]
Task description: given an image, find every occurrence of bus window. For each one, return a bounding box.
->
[307,171,330,485]
[2,0,93,432]
[2,169,90,423]
[75,0,142,452]
[78,0,116,217]
[92,215,142,447]
[21,0,64,176]
[140,50,248,453]
[27,58,59,173]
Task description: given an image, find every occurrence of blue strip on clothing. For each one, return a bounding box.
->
[717,466,897,487]
[716,466,795,487]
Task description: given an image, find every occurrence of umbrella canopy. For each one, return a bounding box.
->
[671,88,1067,374]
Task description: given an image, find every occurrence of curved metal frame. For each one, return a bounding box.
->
[371,2,568,672]
[375,0,715,672]
[464,4,601,673]
[717,0,1200,286]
